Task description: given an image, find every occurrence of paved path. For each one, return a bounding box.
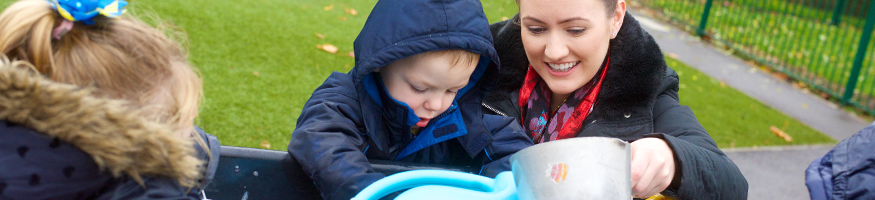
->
[724,145,832,200]
[628,8,871,199]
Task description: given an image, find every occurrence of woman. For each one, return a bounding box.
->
[0,0,219,199]
[482,0,748,198]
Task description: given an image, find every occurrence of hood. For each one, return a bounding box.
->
[350,0,502,159]
[350,0,500,94]
[0,59,202,188]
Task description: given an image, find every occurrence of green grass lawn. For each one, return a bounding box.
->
[668,57,835,148]
[0,0,834,150]
[634,0,875,110]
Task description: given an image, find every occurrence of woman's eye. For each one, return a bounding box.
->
[526,27,546,34]
[567,28,585,35]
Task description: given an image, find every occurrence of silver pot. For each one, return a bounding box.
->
[509,137,631,200]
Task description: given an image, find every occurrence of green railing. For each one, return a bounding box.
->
[636,0,875,115]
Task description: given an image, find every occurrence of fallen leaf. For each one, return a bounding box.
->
[691,75,698,81]
[501,16,509,21]
[318,44,338,54]
[344,8,358,15]
[260,140,271,149]
[819,92,830,99]
[347,52,355,58]
[801,103,808,109]
[771,72,788,80]
[324,4,334,11]
[667,53,679,59]
[345,64,350,69]
[770,126,793,142]
[339,16,347,21]
[719,81,726,87]
[247,137,253,142]
[253,71,260,76]
[315,33,325,39]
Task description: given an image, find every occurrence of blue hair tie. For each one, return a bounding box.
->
[48,0,128,25]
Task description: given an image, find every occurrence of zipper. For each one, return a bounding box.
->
[481,103,508,117]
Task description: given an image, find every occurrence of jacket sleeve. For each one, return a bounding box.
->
[287,73,386,200]
[478,114,534,177]
[648,70,748,200]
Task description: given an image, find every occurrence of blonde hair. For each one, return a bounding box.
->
[0,0,202,136]
[417,49,481,70]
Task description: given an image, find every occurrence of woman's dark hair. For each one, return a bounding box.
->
[515,0,618,17]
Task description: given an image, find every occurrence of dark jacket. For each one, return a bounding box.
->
[0,62,220,199]
[482,13,748,199]
[806,122,875,200]
[287,0,532,199]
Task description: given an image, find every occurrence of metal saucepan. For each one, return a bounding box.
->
[510,137,631,200]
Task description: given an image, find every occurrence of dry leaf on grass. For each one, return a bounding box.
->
[345,64,350,69]
[315,33,325,39]
[769,126,793,142]
[339,16,347,21]
[347,52,355,58]
[667,52,679,59]
[260,140,271,149]
[317,44,338,54]
[501,16,509,21]
[324,4,334,11]
[253,71,260,76]
[344,8,358,15]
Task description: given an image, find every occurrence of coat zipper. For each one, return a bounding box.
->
[481,103,508,117]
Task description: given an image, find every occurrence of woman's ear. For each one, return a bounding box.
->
[611,0,627,39]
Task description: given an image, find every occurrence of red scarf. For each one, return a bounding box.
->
[518,58,609,143]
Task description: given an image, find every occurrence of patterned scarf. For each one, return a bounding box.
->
[518,58,609,144]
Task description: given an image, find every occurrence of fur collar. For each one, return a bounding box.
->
[0,59,202,187]
[488,12,666,119]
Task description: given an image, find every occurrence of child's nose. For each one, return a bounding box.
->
[424,98,442,112]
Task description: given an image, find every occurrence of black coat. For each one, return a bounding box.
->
[481,13,748,199]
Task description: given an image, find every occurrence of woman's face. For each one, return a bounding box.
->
[519,0,623,96]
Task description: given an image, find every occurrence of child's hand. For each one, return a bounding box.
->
[629,138,676,198]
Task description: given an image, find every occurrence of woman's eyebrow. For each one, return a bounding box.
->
[522,16,589,24]
[522,16,545,24]
[559,17,588,24]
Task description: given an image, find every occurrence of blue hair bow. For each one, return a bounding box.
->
[49,0,128,25]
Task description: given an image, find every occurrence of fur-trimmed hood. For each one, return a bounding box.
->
[0,59,202,187]
[485,12,667,120]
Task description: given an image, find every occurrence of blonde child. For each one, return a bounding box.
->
[0,0,219,199]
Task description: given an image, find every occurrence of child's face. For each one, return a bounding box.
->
[379,54,477,127]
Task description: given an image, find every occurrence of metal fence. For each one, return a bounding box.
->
[636,0,875,115]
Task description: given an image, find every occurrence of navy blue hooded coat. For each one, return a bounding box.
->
[287,0,533,199]
[806,122,875,200]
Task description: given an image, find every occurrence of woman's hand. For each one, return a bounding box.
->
[630,138,676,198]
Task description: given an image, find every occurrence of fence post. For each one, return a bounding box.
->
[831,0,847,26]
[842,0,875,105]
[697,0,714,36]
